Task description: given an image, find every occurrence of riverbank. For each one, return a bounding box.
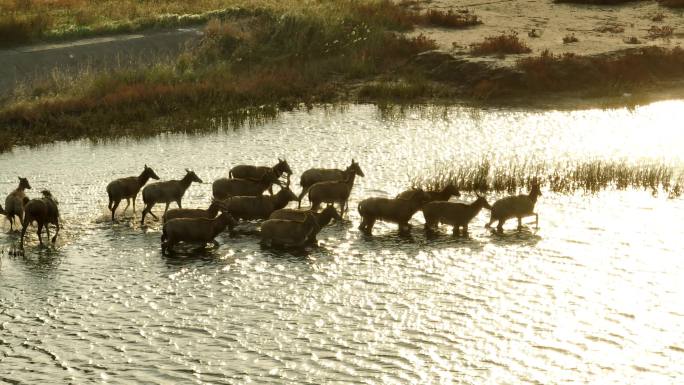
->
[1,0,683,153]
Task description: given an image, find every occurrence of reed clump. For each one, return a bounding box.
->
[412,158,684,197]
[470,33,532,56]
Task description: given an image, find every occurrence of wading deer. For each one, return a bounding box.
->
[21,190,59,247]
[269,204,341,243]
[357,189,431,235]
[106,165,160,221]
[4,177,31,231]
[303,165,363,214]
[397,184,460,202]
[212,173,280,200]
[229,158,292,195]
[486,181,542,232]
[298,160,364,207]
[423,194,491,236]
[161,205,237,254]
[140,169,203,225]
[223,187,298,221]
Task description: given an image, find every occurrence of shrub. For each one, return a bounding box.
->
[469,33,531,55]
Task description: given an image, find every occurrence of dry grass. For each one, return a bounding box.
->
[423,9,481,28]
[470,33,532,56]
[0,2,441,150]
[658,0,684,8]
[412,158,684,197]
[647,25,674,39]
[554,0,639,4]
[0,0,481,47]
[563,33,579,43]
[595,25,625,33]
[515,47,684,93]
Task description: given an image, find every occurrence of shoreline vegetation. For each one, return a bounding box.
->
[412,158,684,198]
[1,0,684,155]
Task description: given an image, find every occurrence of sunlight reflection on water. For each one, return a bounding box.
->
[0,102,683,383]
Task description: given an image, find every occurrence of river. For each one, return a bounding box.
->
[1,102,683,383]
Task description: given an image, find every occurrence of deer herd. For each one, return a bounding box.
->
[1,159,542,253]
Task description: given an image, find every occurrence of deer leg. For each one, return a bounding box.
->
[132,194,137,214]
[534,213,539,228]
[8,216,13,232]
[517,217,523,231]
[176,200,182,209]
[45,224,51,240]
[147,203,159,220]
[52,220,59,243]
[311,200,320,212]
[111,200,120,221]
[20,218,29,248]
[365,218,375,234]
[121,198,130,216]
[37,223,44,246]
[497,219,505,232]
[463,224,469,236]
[212,240,220,248]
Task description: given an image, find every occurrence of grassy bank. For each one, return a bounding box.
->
[0,0,479,48]
[0,1,482,151]
[412,158,683,198]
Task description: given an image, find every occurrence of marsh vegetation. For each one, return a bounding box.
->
[412,158,683,198]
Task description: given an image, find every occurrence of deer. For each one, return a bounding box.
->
[229,158,292,195]
[4,177,31,231]
[260,214,319,249]
[486,181,542,232]
[21,190,59,247]
[140,169,203,225]
[422,194,492,236]
[397,184,460,202]
[222,186,299,221]
[106,164,160,221]
[212,173,280,200]
[163,200,221,223]
[357,189,431,235]
[269,204,341,243]
[161,204,237,254]
[298,160,364,207]
[302,165,364,215]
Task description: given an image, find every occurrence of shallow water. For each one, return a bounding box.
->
[1,102,683,384]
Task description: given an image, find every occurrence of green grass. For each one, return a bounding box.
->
[412,158,684,197]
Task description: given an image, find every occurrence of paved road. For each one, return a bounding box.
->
[0,27,203,97]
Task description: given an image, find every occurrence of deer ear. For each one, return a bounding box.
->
[186,168,190,173]
[145,164,148,168]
